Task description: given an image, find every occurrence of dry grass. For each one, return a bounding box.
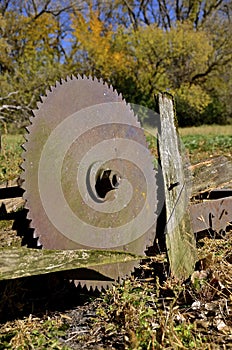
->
[179,124,232,136]
[0,315,69,349]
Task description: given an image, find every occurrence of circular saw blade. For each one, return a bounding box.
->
[21,76,157,289]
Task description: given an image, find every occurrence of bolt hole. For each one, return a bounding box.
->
[112,174,119,187]
[95,169,120,199]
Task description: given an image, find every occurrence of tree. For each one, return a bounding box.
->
[0,0,232,130]
[0,0,77,130]
[69,11,220,122]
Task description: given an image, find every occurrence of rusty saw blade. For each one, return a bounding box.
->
[21,76,157,290]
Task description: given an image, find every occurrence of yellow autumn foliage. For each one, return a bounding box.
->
[175,84,212,112]
[70,11,133,79]
[0,14,12,70]
[70,11,219,119]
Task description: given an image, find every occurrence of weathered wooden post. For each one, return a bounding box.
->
[158,93,197,280]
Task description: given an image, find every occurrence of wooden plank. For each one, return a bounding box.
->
[158,93,197,280]
[0,247,142,281]
[190,156,232,197]
[0,179,25,213]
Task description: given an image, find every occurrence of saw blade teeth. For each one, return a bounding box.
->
[76,73,83,80]
[82,74,89,81]
[107,82,114,92]
[47,83,54,93]
[61,77,67,84]
[93,75,100,83]
[36,237,42,247]
[20,160,26,171]
[35,101,43,110]
[48,83,56,93]
[48,85,55,94]
[82,282,92,291]
[31,109,37,115]
[21,144,27,153]
[38,97,46,106]
[66,75,73,82]
[25,124,33,134]
[99,77,104,85]
[79,281,106,292]
[129,105,141,126]
[22,140,29,150]
[25,126,31,134]
[120,98,141,126]
[54,80,60,88]
[20,162,26,171]
[23,132,29,141]
[118,92,123,100]
[29,115,35,123]
[40,93,48,102]
[32,227,39,240]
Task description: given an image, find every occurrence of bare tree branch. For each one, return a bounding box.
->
[122,0,139,30]
[0,91,19,101]
[0,104,31,112]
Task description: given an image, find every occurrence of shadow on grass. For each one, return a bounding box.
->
[0,271,100,323]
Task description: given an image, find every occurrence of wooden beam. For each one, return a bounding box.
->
[158,93,197,280]
[0,247,142,281]
[190,156,232,197]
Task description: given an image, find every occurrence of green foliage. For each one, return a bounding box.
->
[201,98,228,125]
[174,324,203,348]
[182,134,232,155]
[70,12,231,126]
[175,84,212,126]
[0,8,67,130]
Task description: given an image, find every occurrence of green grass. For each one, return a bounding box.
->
[181,134,232,161]
[146,124,232,164]
[0,134,24,183]
[180,125,232,163]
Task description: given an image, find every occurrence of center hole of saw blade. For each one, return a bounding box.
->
[95,169,121,200]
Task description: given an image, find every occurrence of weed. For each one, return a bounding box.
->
[181,134,232,154]
[0,316,70,350]
[95,279,207,349]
